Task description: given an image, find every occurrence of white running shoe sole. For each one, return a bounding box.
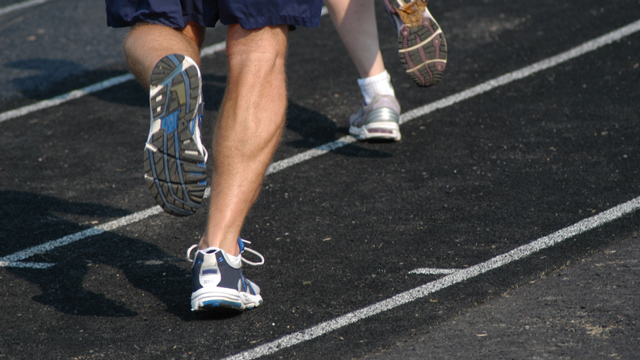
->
[143,54,208,216]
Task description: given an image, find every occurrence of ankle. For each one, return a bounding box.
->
[198,237,240,256]
[357,70,396,105]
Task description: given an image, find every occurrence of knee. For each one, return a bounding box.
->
[123,22,203,62]
[181,22,206,50]
[226,25,289,70]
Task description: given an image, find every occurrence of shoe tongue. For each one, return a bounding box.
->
[201,247,221,254]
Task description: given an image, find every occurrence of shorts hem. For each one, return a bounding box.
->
[231,15,320,30]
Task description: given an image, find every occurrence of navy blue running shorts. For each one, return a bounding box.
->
[105,0,323,30]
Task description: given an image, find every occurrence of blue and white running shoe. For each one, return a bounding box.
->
[144,54,208,216]
[187,238,264,312]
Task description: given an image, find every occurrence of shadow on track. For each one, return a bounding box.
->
[1,191,200,320]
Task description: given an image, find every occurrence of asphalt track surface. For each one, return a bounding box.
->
[1,1,639,359]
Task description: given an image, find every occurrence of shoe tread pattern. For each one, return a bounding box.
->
[388,0,448,87]
[144,54,206,216]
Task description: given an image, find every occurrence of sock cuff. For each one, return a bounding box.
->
[357,70,395,105]
[357,70,391,87]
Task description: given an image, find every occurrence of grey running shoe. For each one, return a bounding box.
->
[384,0,448,87]
[187,238,264,312]
[349,95,401,141]
[144,54,208,216]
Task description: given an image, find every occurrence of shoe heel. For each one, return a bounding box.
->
[365,107,401,125]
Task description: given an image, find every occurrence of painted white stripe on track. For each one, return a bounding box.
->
[0,206,163,266]
[0,261,55,269]
[409,268,458,275]
[266,137,356,175]
[0,73,135,124]
[2,18,639,268]
[221,196,640,360]
[0,0,48,17]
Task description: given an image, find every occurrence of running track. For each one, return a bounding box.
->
[1,1,639,359]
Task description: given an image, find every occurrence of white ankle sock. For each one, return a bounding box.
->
[227,252,242,267]
[357,70,396,105]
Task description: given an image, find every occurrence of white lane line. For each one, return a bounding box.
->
[266,137,356,175]
[0,0,48,17]
[221,196,640,360]
[0,73,135,123]
[0,6,330,125]
[200,41,226,58]
[409,268,459,275]
[0,261,55,269]
[2,18,639,268]
[0,206,163,267]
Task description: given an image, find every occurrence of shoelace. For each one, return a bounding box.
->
[186,238,265,266]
